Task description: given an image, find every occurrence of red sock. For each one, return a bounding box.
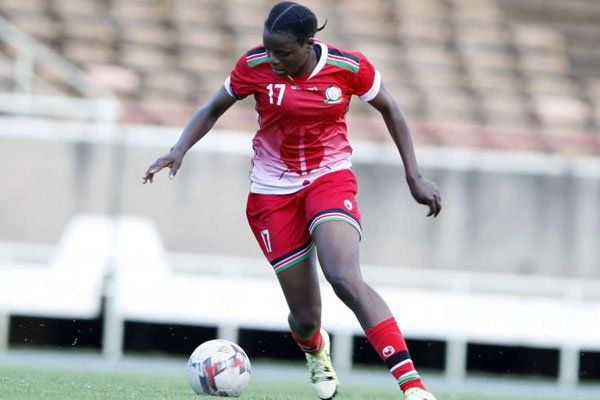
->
[365,317,426,392]
[291,328,323,355]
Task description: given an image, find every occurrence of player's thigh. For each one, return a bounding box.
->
[305,169,363,278]
[246,192,313,274]
[305,169,362,239]
[312,220,361,281]
[275,251,321,319]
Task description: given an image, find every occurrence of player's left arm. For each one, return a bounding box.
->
[368,84,442,217]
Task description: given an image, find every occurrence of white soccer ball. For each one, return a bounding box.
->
[187,339,251,397]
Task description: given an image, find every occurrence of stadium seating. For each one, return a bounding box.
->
[0,0,599,152]
[0,215,108,327]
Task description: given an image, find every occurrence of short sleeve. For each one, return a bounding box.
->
[224,55,255,100]
[352,52,382,102]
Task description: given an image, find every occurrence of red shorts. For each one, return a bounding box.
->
[246,169,362,274]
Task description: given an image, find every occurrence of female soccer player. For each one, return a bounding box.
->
[143,2,441,399]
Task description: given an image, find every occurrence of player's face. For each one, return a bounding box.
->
[263,31,313,77]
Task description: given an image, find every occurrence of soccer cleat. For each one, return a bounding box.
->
[305,329,339,399]
[403,387,437,400]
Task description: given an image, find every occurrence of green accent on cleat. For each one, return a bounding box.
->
[305,330,339,399]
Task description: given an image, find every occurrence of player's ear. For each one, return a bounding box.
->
[306,38,315,50]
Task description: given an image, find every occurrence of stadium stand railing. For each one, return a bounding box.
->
[0,15,115,97]
[0,14,119,122]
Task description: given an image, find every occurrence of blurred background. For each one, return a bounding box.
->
[0,0,599,398]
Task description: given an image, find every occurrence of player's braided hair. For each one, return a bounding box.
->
[264,2,327,44]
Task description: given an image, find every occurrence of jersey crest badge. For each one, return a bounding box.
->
[324,85,343,104]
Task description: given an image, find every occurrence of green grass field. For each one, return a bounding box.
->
[0,366,538,400]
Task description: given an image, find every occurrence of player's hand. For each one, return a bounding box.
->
[142,148,186,184]
[407,175,442,217]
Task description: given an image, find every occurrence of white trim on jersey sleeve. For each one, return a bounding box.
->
[359,70,382,102]
[223,76,235,98]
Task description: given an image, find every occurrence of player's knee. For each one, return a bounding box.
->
[296,319,320,336]
[290,309,320,335]
[326,273,365,307]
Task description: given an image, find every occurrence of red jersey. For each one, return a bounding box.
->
[224,41,381,194]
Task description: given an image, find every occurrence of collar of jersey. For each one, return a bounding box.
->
[307,41,328,80]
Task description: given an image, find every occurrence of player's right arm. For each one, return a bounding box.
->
[142,86,237,183]
[143,49,258,183]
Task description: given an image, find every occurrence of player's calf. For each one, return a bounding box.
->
[366,317,434,396]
